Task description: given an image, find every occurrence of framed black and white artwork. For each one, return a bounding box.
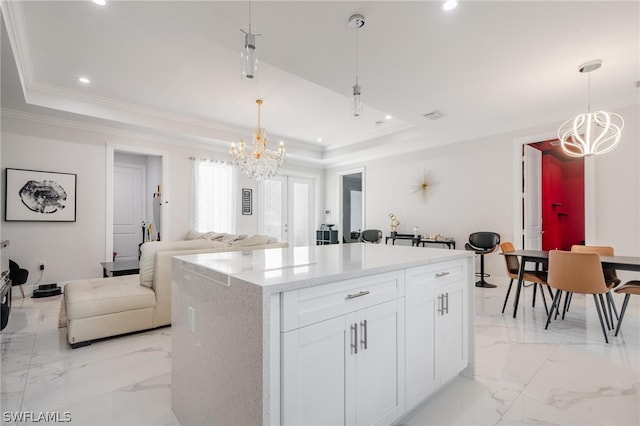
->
[5,168,77,222]
[242,188,252,215]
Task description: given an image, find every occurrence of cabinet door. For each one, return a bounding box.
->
[404,286,438,410]
[436,279,468,383]
[353,299,404,426]
[282,315,350,426]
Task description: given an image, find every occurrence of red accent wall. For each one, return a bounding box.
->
[541,154,584,251]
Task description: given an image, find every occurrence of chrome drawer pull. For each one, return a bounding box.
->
[346,290,370,300]
[435,271,450,278]
[437,294,444,315]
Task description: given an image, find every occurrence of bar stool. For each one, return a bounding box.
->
[465,232,500,288]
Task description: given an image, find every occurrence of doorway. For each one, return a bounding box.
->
[339,170,364,243]
[106,145,166,263]
[522,140,585,251]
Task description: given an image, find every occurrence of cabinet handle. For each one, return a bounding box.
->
[437,294,444,316]
[351,323,358,354]
[435,271,450,278]
[346,290,370,300]
[360,320,368,350]
[445,292,449,314]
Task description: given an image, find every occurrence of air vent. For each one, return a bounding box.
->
[423,111,444,120]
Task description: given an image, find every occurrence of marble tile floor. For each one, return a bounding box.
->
[1,277,639,426]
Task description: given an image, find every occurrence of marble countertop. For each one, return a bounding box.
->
[174,243,473,294]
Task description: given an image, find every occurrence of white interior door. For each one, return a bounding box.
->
[523,145,542,250]
[260,175,315,247]
[113,165,145,261]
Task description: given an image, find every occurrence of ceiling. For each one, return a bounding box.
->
[1,1,639,167]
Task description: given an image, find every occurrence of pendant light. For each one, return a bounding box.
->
[241,1,260,81]
[349,14,365,117]
[558,59,624,157]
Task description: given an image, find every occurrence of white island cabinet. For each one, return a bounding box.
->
[171,244,474,426]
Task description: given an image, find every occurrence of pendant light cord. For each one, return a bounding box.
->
[587,73,591,113]
[248,0,252,33]
[355,28,359,85]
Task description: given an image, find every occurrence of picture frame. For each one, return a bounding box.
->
[242,188,252,215]
[5,168,77,222]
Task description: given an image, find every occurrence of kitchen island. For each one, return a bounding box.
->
[171,243,474,426]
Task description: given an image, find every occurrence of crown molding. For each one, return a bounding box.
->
[1,107,325,168]
[1,0,34,93]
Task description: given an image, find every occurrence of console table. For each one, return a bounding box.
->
[385,233,417,245]
[385,234,456,249]
[101,260,140,277]
[414,238,456,249]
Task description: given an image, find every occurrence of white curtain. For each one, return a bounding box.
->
[191,158,237,234]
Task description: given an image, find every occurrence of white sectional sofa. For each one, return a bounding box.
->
[64,236,287,348]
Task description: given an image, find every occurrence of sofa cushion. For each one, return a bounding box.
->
[65,275,155,320]
[230,234,272,247]
[139,239,227,287]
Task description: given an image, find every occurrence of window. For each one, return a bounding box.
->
[192,159,236,233]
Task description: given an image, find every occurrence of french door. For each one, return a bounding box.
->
[523,145,542,250]
[259,175,315,247]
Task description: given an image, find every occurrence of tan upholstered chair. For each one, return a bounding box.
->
[500,242,552,315]
[570,245,621,324]
[570,245,621,288]
[613,281,640,336]
[546,250,611,343]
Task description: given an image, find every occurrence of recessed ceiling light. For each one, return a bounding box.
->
[443,0,458,11]
[78,77,91,84]
[92,0,106,6]
[385,114,392,120]
[317,138,323,143]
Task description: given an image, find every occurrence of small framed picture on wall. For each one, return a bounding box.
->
[242,188,252,215]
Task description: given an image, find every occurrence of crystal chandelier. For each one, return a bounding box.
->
[558,59,624,158]
[229,99,285,181]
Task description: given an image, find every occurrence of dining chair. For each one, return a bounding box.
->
[570,245,621,326]
[613,280,640,336]
[546,250,611,343]
[499,242,553,315]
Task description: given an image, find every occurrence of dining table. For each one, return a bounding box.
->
[501,249,640,318]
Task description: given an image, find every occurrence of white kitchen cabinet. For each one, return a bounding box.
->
[436,278,468,383]
[282,295,404,426]
[404,260,468,410]
[171,244,474,426]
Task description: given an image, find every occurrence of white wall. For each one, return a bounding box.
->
[1,114,322,293]
[325,105,640,280]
